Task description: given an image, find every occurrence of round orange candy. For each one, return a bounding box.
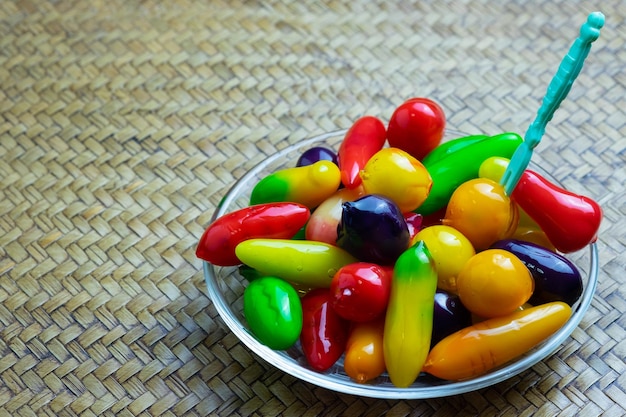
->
[456,249,534,318]
[442,178,519,251]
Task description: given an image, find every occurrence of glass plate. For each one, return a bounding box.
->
[202,129,599,399]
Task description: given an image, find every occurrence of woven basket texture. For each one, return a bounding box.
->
[1,0,625,416]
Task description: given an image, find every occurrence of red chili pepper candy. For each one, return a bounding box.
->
[512,169,602,253]
[196,202,310,266]
[300,288,350,371]
[337,116,387,189]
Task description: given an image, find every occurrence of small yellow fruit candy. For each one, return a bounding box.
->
[457,249,534,318]
[343,317,386,384]
[478,156,510,182]
[478,157,555,250]
[412,225,475,293]
[442,178,519,251]
[360,147,432,213]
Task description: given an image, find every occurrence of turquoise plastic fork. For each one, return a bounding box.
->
[500,11,605,196]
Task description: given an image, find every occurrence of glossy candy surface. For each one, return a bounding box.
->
[383,241,438,388]
[337,116,387,189]
[305,187,364,245]
[491,239,583,306]
[296,146,338,167]
[235,239,358,288]
[344,317,386,384]
[330,262,392,322]
[443,178,519,251]
[386,97,446,161]
[423,302,572,381]
[418,132,523,215]
[478,156,510,182]
[422,134,488,166]
[511,222,556,252]
[336,194,410,265]
[413,225,475,293]
[360,147,433,213]
[404,212,424,241]
[431,290,472,347]
[196,202,310,266]
[512,169,602,253]
[250,160,341,209]
[300,288,350,371]
[480,157,556,250]
[243,276,303,350]
[456,249,534,318]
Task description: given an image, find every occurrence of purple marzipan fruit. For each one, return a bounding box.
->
[336,194,409,266]
[296,146,338,167]
[431,290,472,347]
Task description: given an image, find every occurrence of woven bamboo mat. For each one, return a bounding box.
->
[1,0,625,416]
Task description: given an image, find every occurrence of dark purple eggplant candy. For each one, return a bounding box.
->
[491,239,583,306]
[336,194,409,265]
[296,146,338,167]
[431,290,472,347]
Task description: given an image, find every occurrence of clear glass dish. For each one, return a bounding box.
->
[202,129,599,399]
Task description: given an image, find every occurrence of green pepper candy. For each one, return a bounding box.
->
[243,276,303,350]
[421,134,488,166]
[235,239,358,288]
[383,240,438,388]
[417,132,523,215]
[250,161,341,209]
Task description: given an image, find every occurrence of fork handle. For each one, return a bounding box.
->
[525,11,605,147]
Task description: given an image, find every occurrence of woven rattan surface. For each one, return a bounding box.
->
[1,0,625,416]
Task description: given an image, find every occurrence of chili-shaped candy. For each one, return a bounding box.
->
[337,116,387,189]
[344,317,386,384]
[249,160,341,209]
[235,239,358,288]
[196,202,310,266]
[422,133,488,166]
[512,169,602,253]
[383,240,438,388]
[300,288,350,371]
[243,276,303,350]
[418,132,523,215]
[423,301,572,380]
